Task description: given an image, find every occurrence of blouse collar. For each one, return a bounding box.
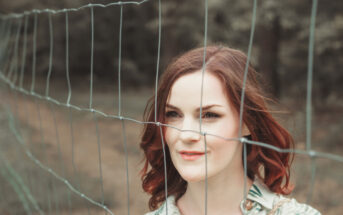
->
[161,178,277,214]
[243,178,276,210]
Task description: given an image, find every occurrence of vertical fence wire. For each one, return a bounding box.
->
[308,156,317,203]
[64,11,89,212]
[20,98,39,214]
[199,0,209,214]
[6,20,15,79]
[0,20,6,71]
[0,19,4,47]
[92,112,106,213]
[45,13,54,97]
[9,83,35,214]
[154,0,169,211]
[7,108,44,215]
[25,97,45,215]
[1,0,342,214]
[159,124,168,215]
[12,18,23,85]
[30,14,37,93]
[44,13,69,214]
[3,20,13,77]
[89,8,105,213]
[0,19,5,38]
[89,7,94,110]
[48,102,72,214]
[118,5,123,117]
[9,18,22,84]
[64,16,78,205]
[121,119,130,215]
[65,12,72,105]
[30,12,53,211]
[35,98,53,214]
[4,88,114,214]
[35,99,51,214]
[203,134,208,215]
[6,20,16,80]
[306,0,318,204]
[67,106,79,213]
[8,89,43,214]
[51,171,59,214]
[238,1,257,213]
[199,0,208,132]
[116,5,130,214]
[1,20,9,74]
[68,106,92,215]
[19,15,28,89]
[0,20,5,67]
[6,104,114,214]
[154,0,162,122]
[0,153,33,215]
[306,0,317,152]
[22,94,35,197]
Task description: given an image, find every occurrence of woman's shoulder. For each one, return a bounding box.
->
[145,180,321,215]
[144,195,181,215]
[271,195,321,215]
[245,179,321,215]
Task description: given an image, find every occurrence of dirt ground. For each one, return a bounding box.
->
[0,80,342,215]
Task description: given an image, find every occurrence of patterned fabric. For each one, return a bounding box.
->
[144,179,321,215]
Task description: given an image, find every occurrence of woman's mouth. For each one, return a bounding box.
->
[179,151,206,161]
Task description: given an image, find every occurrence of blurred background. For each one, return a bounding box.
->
[0,0,342,214]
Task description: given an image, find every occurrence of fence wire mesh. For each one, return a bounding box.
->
[0,0,342,214]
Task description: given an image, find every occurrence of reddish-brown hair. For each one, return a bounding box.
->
[140,46,294,210]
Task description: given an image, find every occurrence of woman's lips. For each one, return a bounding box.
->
[179,151,206,161]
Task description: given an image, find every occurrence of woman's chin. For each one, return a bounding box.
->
[180,173,208,183]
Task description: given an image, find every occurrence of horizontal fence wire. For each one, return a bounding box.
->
[0,0,150,19]
[0,0,343,214]
[1,70,343,214]
[3,107,114,215]
[1,72,343,165]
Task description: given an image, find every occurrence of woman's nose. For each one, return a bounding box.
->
[179,118,201,143]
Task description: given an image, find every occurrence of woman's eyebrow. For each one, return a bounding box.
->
[165,104,179,110]
[196,104,223,112]
[166,104,223,111]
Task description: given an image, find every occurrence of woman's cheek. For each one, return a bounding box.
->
[164,128,175,143]
[202,121,228,137]
[165,128,177,148]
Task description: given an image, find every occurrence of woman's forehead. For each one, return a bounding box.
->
[166,71,230,108]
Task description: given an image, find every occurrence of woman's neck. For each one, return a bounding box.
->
[176,167,253,215]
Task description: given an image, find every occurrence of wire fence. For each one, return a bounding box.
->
[0,0,342,214]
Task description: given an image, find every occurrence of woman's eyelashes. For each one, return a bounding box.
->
[165,110,180,118]
[202,111,221,119]
[165,110,221,119]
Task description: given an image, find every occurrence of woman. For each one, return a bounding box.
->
[140,46,321,215]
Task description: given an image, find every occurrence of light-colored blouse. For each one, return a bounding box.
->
[144,179,321,215]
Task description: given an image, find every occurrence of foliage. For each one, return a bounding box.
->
[0,0,342,103]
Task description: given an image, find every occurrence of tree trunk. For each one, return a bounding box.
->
[257,16,281,98]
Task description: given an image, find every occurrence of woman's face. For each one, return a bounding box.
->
[165,71,247,182]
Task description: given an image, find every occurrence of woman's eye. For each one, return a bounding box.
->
[165,111,180,118]
[202,112,220,118]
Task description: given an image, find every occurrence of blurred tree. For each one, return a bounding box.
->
[0,0,342,103]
